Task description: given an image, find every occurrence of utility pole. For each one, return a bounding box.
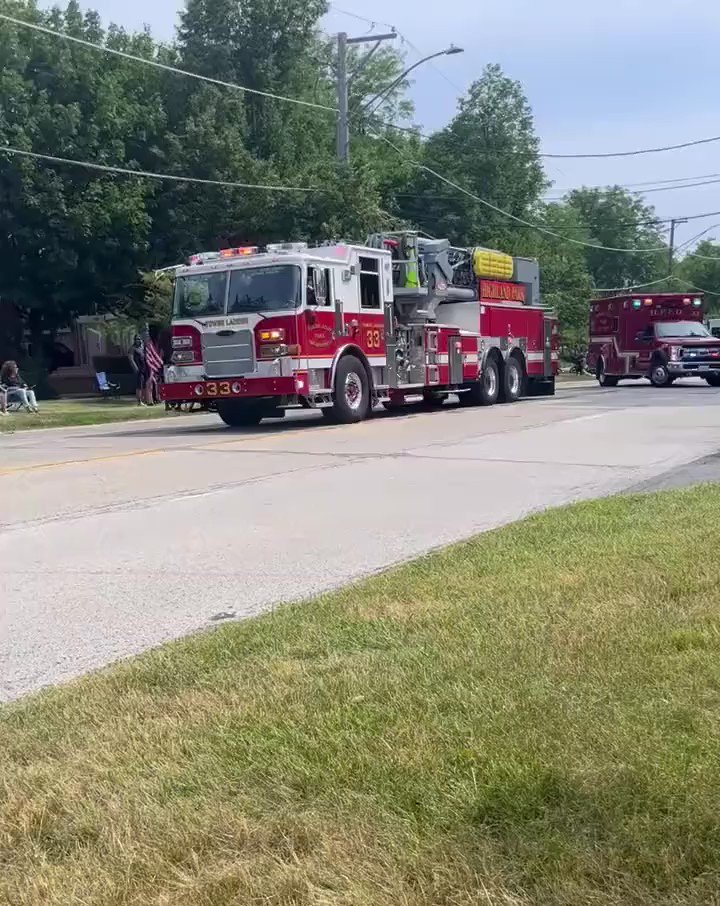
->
[336,30,397,164]
[668,217,688,274]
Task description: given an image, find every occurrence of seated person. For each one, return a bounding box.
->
[0,360,39,413]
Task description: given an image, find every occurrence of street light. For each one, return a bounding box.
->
[360,46,464,115]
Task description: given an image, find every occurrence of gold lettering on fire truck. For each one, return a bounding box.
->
[479,280,526,303]
[364,325,383,349]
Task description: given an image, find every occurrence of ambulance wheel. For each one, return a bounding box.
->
[596,361,618,387]
[461,359,500,407]
[330,355,370,423]
[217,400,263,427]
[501,356,524,403]
[650,361,671,388]
[705,374,720,387]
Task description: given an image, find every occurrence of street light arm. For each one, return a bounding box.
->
[360,47,463,114]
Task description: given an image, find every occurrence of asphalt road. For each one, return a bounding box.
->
[2,379,720,702]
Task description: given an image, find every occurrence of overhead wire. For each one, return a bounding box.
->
[5,7,720,259]
[0,146,316,192]
[593,275,674,293]
[0,12,337,113]
[373,131,673,254]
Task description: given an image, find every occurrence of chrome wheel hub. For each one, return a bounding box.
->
[344,371,363,410]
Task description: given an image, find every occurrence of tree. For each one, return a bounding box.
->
[396,64,547,248]
[677,241,720,316]
[0,0,166,355]
[564,187,667,291]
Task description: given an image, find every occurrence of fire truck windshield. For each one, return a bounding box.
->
[228,265,301,313]
[655,321,711,339]
[173,272,227,319]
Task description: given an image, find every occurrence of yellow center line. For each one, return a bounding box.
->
[0,423,347,476]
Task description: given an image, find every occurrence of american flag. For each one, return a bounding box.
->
[145,339,164,376]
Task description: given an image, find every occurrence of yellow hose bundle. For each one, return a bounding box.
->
[472,248,514,280]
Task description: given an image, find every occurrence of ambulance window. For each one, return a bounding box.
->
[359,256,381,309]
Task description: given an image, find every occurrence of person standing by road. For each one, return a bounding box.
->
[142,328,164,406]
[128,335,147,407]
[0,360,39,412]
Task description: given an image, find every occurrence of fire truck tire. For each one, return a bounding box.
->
[705,374,720,387]
[501,356,524,403]
[461,358,500,407]
[649,360,671,388]
[216,400,264,427]
[421,391,446,408]
[330,355,371,423]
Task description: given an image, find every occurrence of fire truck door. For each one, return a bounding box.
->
[449,335,463,384]
[331,270,344,338]
[543,317,553,377]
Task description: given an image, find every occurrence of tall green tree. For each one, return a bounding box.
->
[564,187,667,291]
[0,0,166,352]
[397,64,546,247]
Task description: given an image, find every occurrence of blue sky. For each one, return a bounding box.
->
[40,0,720,249]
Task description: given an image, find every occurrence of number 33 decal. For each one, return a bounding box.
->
[366,328,382,348]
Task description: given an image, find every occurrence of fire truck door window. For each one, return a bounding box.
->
[308,267,332,307]
[359,256,381,309]
[173,272,228,319]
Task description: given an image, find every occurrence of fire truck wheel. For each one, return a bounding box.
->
[216,400,264,427]
[331,355,370,423]
[461,358,500,407]
[649,361,671,388]
[421,391,446,408]
[502,356,524,403]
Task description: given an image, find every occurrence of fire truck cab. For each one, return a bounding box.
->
[588,293,720,388]
[162,234,557,426]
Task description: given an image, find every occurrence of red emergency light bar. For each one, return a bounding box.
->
[188,246,258,265]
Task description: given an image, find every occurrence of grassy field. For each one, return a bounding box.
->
[2,487,720,905]
[0,398,196,431]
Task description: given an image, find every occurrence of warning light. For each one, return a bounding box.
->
[643,298,653,306]
[632,300,642,309]
[693,298,703,307]
[220,246,257,258]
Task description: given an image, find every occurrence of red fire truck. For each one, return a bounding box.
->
[161,232,558,426]
[587,292,720,388]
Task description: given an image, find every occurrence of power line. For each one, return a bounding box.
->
[672,275,720,296]
[674,223,720,255]
[327,3,396,31]
[547,171,720,195]
[0,145,316,192]
[593,275,673,293]
[327,4,465,94]
[543,135,720,160]
[373,118,720,160]
[373,131,671,255]
[0,12,337,113]
[545,175,720,202]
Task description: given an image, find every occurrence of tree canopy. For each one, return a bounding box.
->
[0,0,677,361]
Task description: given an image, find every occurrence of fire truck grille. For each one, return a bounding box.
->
[202,329,255,379]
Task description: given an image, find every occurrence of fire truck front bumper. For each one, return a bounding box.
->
[161,375,305,403]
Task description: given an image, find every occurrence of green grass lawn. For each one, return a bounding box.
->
[0,398,194,431]
[2,487,720,905]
